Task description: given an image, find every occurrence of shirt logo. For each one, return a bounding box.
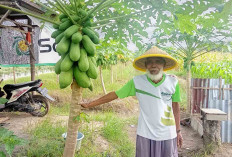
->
[161,92,172,96]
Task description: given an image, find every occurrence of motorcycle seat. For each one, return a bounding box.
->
[3,79,41,92]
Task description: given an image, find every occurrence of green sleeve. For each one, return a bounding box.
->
[115,79,136,99]
[172,82,181,102]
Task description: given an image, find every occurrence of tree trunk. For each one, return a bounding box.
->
[57,75,59,84]
[13,67,16,84]
[28,19,35,81]
[115,65,117,81]
[63,81,82,157]
[111,65,113,84]
[186,62,192,115]
[99,66,107,94]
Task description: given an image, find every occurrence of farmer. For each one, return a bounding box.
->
[81,46,183,157]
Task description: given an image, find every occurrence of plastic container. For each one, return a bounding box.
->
[62,132,84,151]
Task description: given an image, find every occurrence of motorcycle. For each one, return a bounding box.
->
[0,79,54,117]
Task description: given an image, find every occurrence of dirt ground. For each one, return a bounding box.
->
[1,97,232,157]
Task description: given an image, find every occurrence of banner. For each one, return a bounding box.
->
[0,5,60,67]
[0,27,40,65]
[18,5,60,65]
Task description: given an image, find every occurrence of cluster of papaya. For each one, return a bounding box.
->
[51,11,99,90]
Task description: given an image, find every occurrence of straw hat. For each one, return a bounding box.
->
[133,46,178,72]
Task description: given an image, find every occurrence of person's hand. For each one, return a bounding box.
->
[177,131,183,148]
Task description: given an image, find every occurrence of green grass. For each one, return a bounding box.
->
[16,112,136,157]
[18,118,66,157]
[49,103,70,116]
[77,112,136,157]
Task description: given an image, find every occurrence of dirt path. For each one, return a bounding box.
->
[1,109,232,157]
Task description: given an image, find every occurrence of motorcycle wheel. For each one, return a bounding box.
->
[30,95,49,117]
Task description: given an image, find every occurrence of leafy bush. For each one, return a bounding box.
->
[0,127,25,157]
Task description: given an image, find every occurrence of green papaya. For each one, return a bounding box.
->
[59,20,73,30]
[59,14,68,20]
[83,20,92,27]
[82,35,96,56]
[87,57,98,79]
[88,82,93,91]
[71,15,80,21]
[87,27,100,38]
[55,32,64,44]
[60,53,74,72]
[54,57,63,74]
[56,36,70,54]
[71,32,82,44]
[51,30,63,39]
[73,66,90,88]
[79,9,88,17]
[91,57,97,66]
[61,18,69,23]
[53,24,59,29]
[78,48,89,72]
[69,42,80,61]
[59,67,73,89]
[64,25,79,38]
[82,28,99,44]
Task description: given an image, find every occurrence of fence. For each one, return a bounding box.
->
[191,78,232,143]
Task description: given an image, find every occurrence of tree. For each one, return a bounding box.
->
[0,1,155,156]
[145,0,232,114]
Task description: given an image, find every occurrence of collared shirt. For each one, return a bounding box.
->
[115,74,181,141]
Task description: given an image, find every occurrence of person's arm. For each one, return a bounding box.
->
[172,102,180,133]
[172,102,183,148]
[81,92,118,108]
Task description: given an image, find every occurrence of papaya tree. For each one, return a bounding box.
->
[96,52,108,94]
[96,39,120,84]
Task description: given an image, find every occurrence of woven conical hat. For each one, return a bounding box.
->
[133,46,178,72]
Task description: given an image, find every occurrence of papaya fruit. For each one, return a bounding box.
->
[56,36,70,54]
[79,9,88,17]
[55,32,64,44]
[59,14,68,20]
[73,66,90,88]
[91,57,97,66]
[88,81,93,91]
[51,30,63,39]
[59,20,73,30]
[59,67,73,89]
[61,17,69,23]
[82,35,96,56]
[87,57,98,79]
[78,48,89,72]
[69,42,80,61]
[83,20,92,27]
[82,28,99,44]
[88,27,99,38]
[60,53,74,72]
[54,57,63,74]
[64,25,79,38]
[71,15,80,21]
[53,24,59,29]
[71,32,82,44]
